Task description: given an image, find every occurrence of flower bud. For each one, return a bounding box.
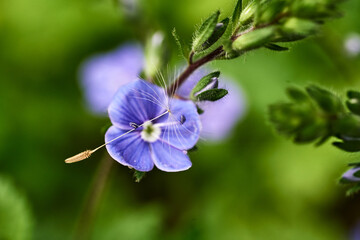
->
[232,26,277,52]
[144,31,165,80]
[239,1,257,25]
[277,18,318,42]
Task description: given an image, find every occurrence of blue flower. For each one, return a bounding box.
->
[105,79,201,172]
[342,166,360,182]
[80,44,246,141]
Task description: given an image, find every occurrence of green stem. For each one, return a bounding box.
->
[73,155,114,240]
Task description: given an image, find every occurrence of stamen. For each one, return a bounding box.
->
[65,110,170,164]
[180,115,186,124]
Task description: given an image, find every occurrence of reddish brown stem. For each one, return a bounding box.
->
[167,46,224,95]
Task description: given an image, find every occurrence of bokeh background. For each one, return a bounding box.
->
[1,0,360,239]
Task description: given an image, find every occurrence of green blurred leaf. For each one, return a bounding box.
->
[333,141,360,152]
[0,176,33,240]
[265,43,289,51]
[133,170,146,183]
[346,183,360,196]
[306,85,343,114]
[286,87,309,102]
[172,28,191,62]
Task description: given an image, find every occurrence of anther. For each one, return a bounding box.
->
[130,122,139,129]
[180,115,186,124]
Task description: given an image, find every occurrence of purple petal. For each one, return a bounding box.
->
[79,43,144,114]
[156,99,201,150]
[108,80,168,130]
[342,166,360,182]
[105,126,154,172]
[150,141,192,172]
[198,79,245,141]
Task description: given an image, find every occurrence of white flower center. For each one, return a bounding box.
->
[141,121,161,143]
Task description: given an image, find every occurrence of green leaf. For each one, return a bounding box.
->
[196,89,228,102]
[276,18,319,42]
[346,183,360,196]
[232,26,277,52]
[201,18,229,51]
[286,87,309,102]
[256,0,287,25]
[133,170,146,183]
[333,141,360,152]
[190,71,220,97]
[239,1,257,25]
[265,43,289,51]
[0,176,33,240]
[347,90,360,99]
[172,28,191,62]
[346,99,360,116]
[197,106,204,114]
[192,11,220,52]
[232,0,242,30]
[306,85,343,114]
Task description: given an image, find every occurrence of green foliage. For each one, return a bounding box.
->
[192,11,220,52]
[305,85,343,114]
[239,1,257,25]
[196,89,228,102]
[231,0,242,31]
[190,71,220,97]
[346,90,360,116]
[201,18,229,51]
[133,170,146,183]
[264,43,289,51]
[172,28,191,62]
[232,26,277,51]
[144,32,166,80]
[0,176,33,240]
[269,85,344,144]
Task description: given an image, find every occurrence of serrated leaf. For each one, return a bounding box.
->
[201,18,229,51]
[232,0,242,29]
[265,43,289,51]
[191,71,220,97]
[196,88,228,102]
[192,11,220,52]
[172,28,190,62]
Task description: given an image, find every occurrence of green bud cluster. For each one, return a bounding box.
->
[269,86,360,153]
[229,0,343,55]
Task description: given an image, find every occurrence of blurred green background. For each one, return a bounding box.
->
[1,0,360,239]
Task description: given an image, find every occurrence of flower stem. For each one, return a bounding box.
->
[167,46,224,95]
[167,12,292,96]
[74,155,113,239]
